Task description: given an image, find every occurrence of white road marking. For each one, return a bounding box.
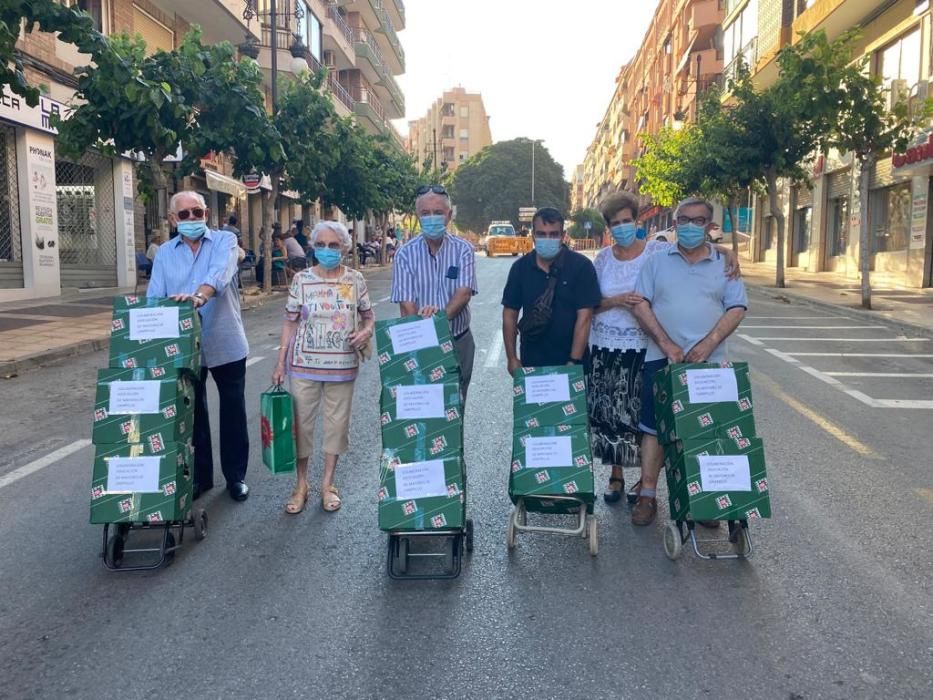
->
[737,334,764,346]
[0,439,91,491]
[378,295,390,302]
[245,355,265,367]
[741,325,888,330]
[825,372,933,378]
[484,333,504,368]
[745,316,838,320]
[750,337,929,342]
[786,353,933,358]
[874,399,933,409]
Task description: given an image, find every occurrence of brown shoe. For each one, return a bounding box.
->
[631,496,657,526]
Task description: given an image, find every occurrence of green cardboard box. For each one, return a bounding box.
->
[509,425,595,511]
[512,365,588,429]
[664,437,771,523]
[379,383,463,459]
[91,368,194,446]
[375,313,460,385]
[377,450,465,531]
[89,441,194,524]
[108,295,201,373]
[654,362,756,445]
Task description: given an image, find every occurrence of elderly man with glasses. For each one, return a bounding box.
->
[390,185,478,402]
[628,196,748,526]
[148,190,251,503]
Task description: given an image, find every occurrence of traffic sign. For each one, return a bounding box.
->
[584,221,592,231]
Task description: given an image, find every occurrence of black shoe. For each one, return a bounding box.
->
[193,483,214,501]
[228,481,250,502]
[603,476,624,504]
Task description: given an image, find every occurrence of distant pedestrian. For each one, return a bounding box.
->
[222,214,241,238]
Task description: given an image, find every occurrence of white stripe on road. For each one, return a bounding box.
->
[484,333,504,368]
[245,355,265,367]
[0,439,91,491]
[824,372,933,378]
[741,325,888,330]
[873,399,933,409]
[749,337,929,342]
[378,295,391,303]
[745,316,838,319]
[738,334,765,346]
[785,353,933,358]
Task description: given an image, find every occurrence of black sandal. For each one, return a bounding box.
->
[604,476,625,503]
[626,479,641,505]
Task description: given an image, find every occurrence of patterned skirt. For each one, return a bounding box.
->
[586,345,647,467]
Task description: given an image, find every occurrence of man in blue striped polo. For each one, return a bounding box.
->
[391,185,478,402]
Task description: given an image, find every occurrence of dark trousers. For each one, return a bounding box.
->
[193,357,249,488]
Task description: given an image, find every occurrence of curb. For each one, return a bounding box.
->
[748,283,933,339]
[0,290,286,379]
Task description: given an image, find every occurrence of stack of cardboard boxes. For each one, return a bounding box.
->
[375,314,466,531]
[89,296,200,525]
[653,362,771,523]
[509,366,594,511]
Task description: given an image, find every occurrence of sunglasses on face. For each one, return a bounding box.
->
[175,208,206,220]
[416,185,447,196]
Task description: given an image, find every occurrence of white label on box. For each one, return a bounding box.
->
[686,368,739,403]
[524,374,571,404]
[525,436,573,468]
[108,380,161,414]
[395,384,445,419]
[388,317,439,354]
[698,455,751,492]
[106,456,162,493]
[394,459,448,500]
[129,307,180,341]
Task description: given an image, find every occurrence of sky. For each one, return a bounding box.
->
[391,0,659,179]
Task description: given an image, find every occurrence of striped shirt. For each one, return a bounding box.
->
[390,233,478,337]
[148,229,248,368]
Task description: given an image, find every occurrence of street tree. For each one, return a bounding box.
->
[568,208,606,241]
[448,138,568,233]
[632,125,704,209]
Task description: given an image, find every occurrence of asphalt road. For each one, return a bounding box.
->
[1,256,931,699]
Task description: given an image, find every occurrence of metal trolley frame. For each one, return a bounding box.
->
[386,519,474,580]
[100,508,208,571]
[662,517,754,561]
[506,496,598,556]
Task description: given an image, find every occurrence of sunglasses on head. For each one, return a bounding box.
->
[175,208,206,220]
[416,185,447,196]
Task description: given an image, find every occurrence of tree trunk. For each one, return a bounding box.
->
[149,156,170,239]
[858,154,873,310]
[766,169,786,288]
[261,175,278,293]
[728,196,739,255]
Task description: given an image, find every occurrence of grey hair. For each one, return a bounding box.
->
[674,197,714,220]
[415,191,452,211]
[310,220,352,250]
[169,190,206,212]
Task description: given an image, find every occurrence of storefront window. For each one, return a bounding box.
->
[829,196,848,257]
[794,206,812,253]
[870,184,911,253]
[0,124,20,266]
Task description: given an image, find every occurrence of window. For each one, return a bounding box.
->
[458,152,468,162]
[459,129,469,140]
[0,124,21,266]
[64,1,104,32]
[441,103,455,117]
[794,207,812,254]
[870,184,911,253]
[723,0,758,68]
[829,196,849,257]
[295,2,323,62]
[441,125,454,139]
[442,147,454,162]
[878,29,921,90]
[460,106,469,118]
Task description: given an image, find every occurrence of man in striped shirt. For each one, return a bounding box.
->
[391,185,478,401]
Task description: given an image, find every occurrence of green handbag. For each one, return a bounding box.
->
[260,384,296,474]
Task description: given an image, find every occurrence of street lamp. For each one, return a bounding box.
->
[531,138,544,206]
[242,0,306,110]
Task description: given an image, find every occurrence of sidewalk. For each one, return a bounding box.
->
[743,261,933,335]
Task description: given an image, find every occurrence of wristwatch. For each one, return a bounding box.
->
[193,292,207,304]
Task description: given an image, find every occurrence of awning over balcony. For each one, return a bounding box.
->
[206,170,247,199]
[146,0,257,45]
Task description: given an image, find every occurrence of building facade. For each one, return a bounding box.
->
[406,87,492,174]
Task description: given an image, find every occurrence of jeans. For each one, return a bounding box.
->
[193,357,249,488]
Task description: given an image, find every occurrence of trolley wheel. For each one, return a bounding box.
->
[506,512,517,550]
[105,533,125,569]
[163,531,176,566]
[465,518,474,553]
[397,537,409,574]
[588,516,598,556]
[663,522,683,560]
[193,509,208,541]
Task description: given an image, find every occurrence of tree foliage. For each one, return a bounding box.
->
[632,125,704,208]
[448,138,569,233]
[568,208,606,239]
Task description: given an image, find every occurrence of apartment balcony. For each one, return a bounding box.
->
[373,3,405,74]
[791,0,861,45]
[718,36,758,89]
[257,26,323,83]
[352,27,386,87]
[147,0,257,44]
[351,85,388,134]
[328,72,355,117]
[688,0,722,37]
[324,2,356,68]
[378,71,404,118]
[387,0,405,30]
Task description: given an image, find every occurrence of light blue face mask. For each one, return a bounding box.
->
[534,237,562,260]
[677,223,706,249]
[419,215,446,240]
[314,247,342,269]
[177,221,207,240]
[610,222,638,247]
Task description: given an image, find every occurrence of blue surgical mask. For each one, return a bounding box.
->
[610,222,637,247]
[419,215,446,240]
[177,221,207,240]
[534,237,562,260]
[314,248,342,269]
[677,223,706,249]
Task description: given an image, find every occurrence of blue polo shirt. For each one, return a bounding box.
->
[635,243,747,362]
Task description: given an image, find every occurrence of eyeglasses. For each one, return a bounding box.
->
[676,216,709,226]
[313,242,342,251]
[416,185,447,196]
[175,208,206,220]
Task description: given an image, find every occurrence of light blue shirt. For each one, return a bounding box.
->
[148,229,249,368]
[635,243,747,362]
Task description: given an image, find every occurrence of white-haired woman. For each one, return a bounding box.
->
[272,221,375,514]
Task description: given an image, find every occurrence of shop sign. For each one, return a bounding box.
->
[0,86,64,134]
[892,133,933,169]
